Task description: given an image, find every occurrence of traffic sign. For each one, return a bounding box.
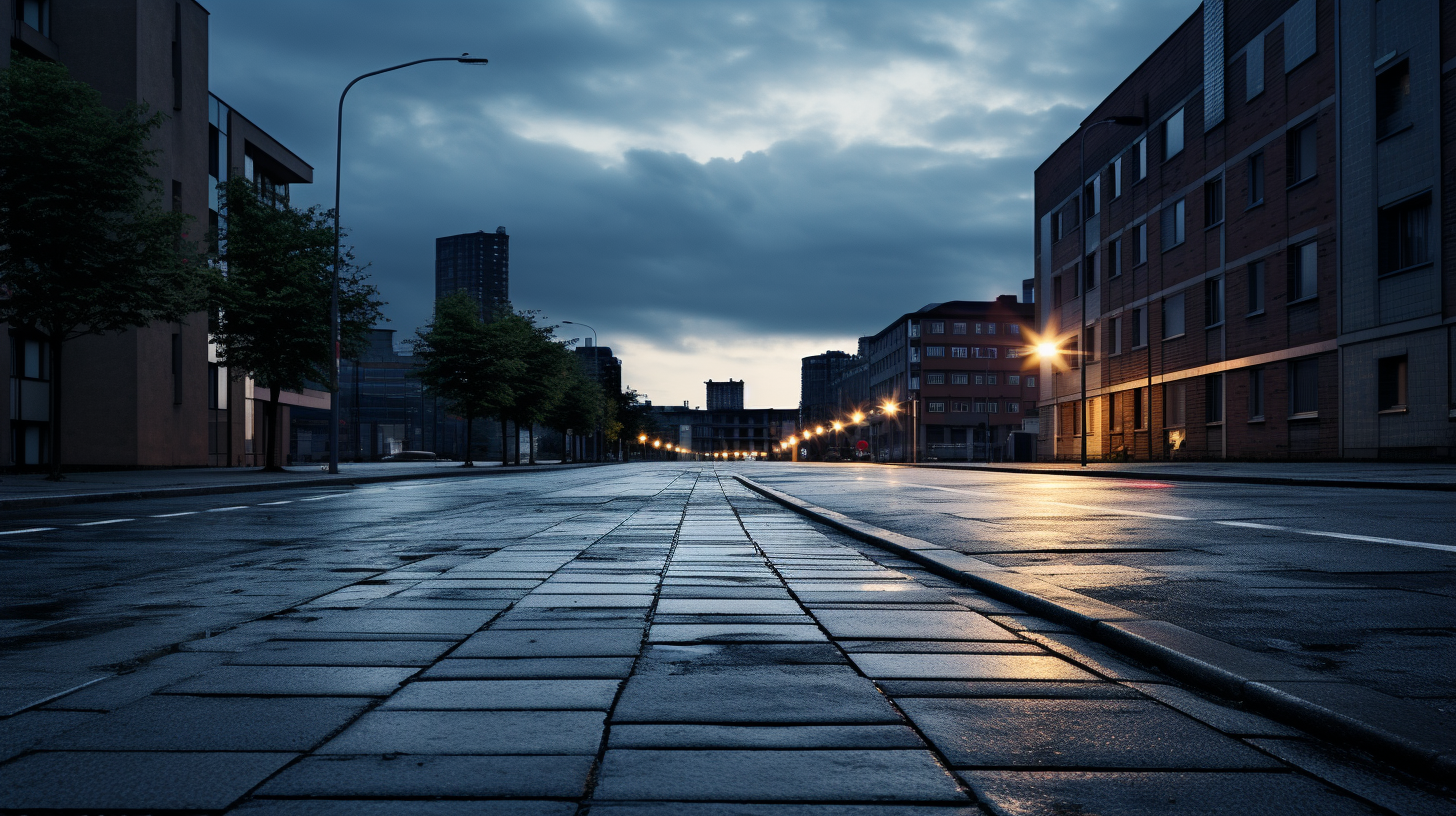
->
[856,439,869,451]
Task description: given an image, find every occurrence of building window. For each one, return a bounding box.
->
[19,0,51,36]
[1052,276,1064,307]
[1083,326,1097,363]
[1378,194,1431,276]
[1163,292,1186,339]
[1204,177,1224,227]
[1008,401,1020,414]
[1108,238,1122,279]
[987,323,997,335]
[1084,176,1100,218]
[1131,307,1147,348]
[1135,138,1147,180]
[925,373,945,385]
[1110,156,1123,198]
[925,346,944,357]
[1110,391,1124,432]
[952,401,969,412]
[1008,324,1020,335]
[1160,199,1186,249]
[1375,60,1411,139]
[1067,337,1079,369]
[1163,108,1184,159]
[1134,387,1148,430]
[908,323,920,337]
[928,402,946,413]
[1205,278,1224,327]
[1377,355,1408,412]
[1008,375,1021,385]
[909,375,920,390]
[1287,120,1317,185]
[952,322,967,335]
[951,373,968,385]
[1026,376,1037,388]
[950,346,968,358]
[1290,358,1319,416]
[1249,368,1265,420]
[987,374,998,385]
[1289,241,1318,302]
[1247,261,1266,314]
[1110,316,1123,355]
[929,321,945,334]
[1164,380,1187,427]
[988,402,999,413]
[1084,251,1099,291]
[910,347,920,363]
[1137,223,1148,264]
[974,375,984,385]
[1205,374,1224,422]
[1248,153,1265,206]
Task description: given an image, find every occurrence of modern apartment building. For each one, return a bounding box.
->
[705,379,745,411]
[800,350,856,428]
[644,403,797,457]
[1033,0,1456,461]
[3,0,316,468]
[865,297,1037,461]
[435,228,510,318]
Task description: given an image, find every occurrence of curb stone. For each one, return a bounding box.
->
[732,473,1456,788]
[890,462,1456,492]
[0,461,616,512]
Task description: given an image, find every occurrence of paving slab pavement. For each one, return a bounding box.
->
[0,464,1450,812]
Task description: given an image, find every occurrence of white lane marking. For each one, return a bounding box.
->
[78,519,133,526]
[151,511,197,518]
[1041,501,1194,521]
[299,494,347,502]
[0,527,55,535]
[257,501,293,506]
[892,480,1452,553]
[207,506,247,512]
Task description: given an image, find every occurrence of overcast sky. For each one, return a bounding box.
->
[206,0,1197,408]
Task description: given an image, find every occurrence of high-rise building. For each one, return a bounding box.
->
[435,228,509,317]
[1033,0,1456,461]
[575,340,622,397]
[705,379,745,411]
[800,351,855,427]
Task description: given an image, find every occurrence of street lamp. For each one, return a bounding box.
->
[561,320,606,462]
[1076,114,1144,469]
[329,54,488,474]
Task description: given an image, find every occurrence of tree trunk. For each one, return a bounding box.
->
[462,410,474,467]
[264,385,283,471]
[44,335,64,481]
[513,419,522,466]
[500,418,509,466]
[528,423,536,465]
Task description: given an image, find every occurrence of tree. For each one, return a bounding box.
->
[615,388,656,458]
[0,56,212,479]
[411,292,517,466]
[543,362,604,462]
[494,309,573,465]
[211,175,383,470]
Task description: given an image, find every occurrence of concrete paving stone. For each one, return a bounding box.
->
[1124,683,1303,737]
[232,800,577,816]
[658,586,795,599]
[416,579,542,588]
[663,578,784,587]
[900,698,1282,769]
[391,588,530,600]
[594,749,968,801]
[793,591,959,605]
[258,754,594,798]
[227,639,454,667]
[453,628,644,657]
[813,610,1018,641]
[515,594,656,608]
[586,805,981,816]
[320,709,605,754]
[545,574,660,583]
[381,679,621,710]
[958,770,1382,816]
[656,599,805,615]
[423,657,636,679]
[985,615,1077,634]
[648,624,827,643]
[45,696,369,750]
[877,680,1145,699]
[849,653,1098,681]
[161,666,417,696]
[531,583,659,594]
[1248,738,1456,816]
[837,640,1045,654]
[42,652,229,711]
[608,724,925,749]
[0,710,101,762]
[495,610,650,624]
[302,609,499,635]
[613,666,902,724]
[362,598,516,610]
[0,750,296,811]
[638,643,848,669]
[652,615,817,626]
[1020,632,1162,681]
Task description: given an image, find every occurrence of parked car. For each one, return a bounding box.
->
[380,451,438,462]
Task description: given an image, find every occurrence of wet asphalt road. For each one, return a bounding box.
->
[744,462,1456,711]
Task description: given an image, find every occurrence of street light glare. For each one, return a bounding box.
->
[851,412,865,423]
[882,402,899,415]
[1037,342,1060,357]
[832,422,843,431]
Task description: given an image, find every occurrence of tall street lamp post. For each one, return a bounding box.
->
[1076,114,1144,468]
[329,54,488,475]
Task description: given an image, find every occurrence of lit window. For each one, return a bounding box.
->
[952,322,967,334]
[925,346,945,357]
[951,347,968,358]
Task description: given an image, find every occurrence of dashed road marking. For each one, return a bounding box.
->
[206,506,248,512]
[0,527,55,535]
[151,512,197,518]
[78,519,133,526]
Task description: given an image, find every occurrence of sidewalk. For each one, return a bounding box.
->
[0,460,599,510]
[901,460,1456,490]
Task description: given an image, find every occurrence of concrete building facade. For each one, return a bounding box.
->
[435,228,509,319]
[705,379,745,411]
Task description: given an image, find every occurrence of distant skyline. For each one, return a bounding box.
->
[206,0,1199,408]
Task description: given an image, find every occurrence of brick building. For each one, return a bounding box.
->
[865,297,1036,461]
[1033,0,1456,461]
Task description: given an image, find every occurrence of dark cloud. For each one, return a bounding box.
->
[205,0,1197,403]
